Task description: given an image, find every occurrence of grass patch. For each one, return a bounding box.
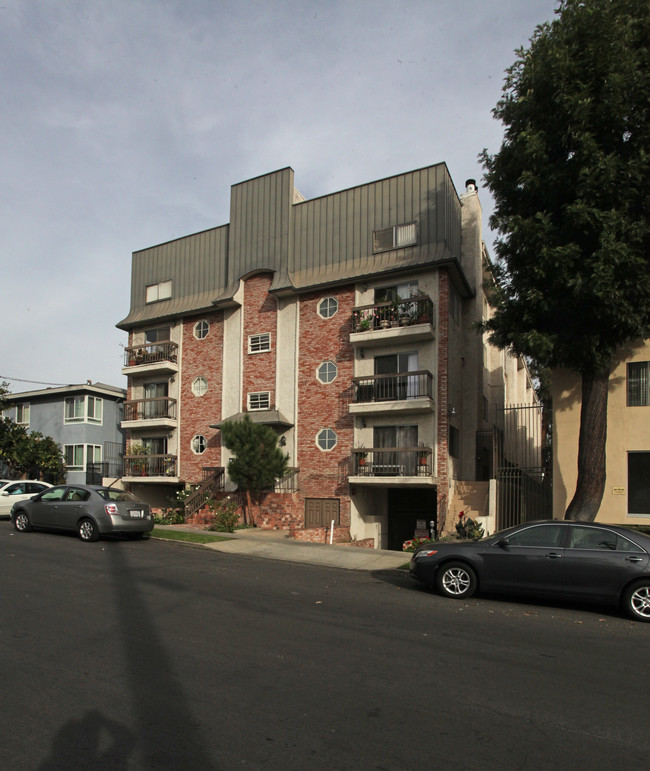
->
[152,528,231,545]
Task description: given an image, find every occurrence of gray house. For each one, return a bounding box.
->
[3,383,126,484]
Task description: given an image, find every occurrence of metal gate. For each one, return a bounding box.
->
[480,403,552,531]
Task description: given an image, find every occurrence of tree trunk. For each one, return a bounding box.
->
[565,369,609,521]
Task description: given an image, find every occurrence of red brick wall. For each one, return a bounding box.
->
[179,311,224,484]
[296,287,355,528]
[242,273,277,411]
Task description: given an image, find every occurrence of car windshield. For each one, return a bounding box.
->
[96,489,139,503]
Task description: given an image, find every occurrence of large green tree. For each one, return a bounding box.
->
[481,0,650,521]
[220,416,289,524]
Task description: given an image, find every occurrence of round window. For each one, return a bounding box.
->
[192,377,208,396]
[194,320,209,340]
[191,435,207,454]
[316,428,337,451]
[317,361,337,384]
[318,297,338,319]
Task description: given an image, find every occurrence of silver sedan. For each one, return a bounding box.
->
[10,484,153,542]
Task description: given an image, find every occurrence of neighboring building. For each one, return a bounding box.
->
[117,164,539,548]
[3,383,126,484]
[553,341,650,526]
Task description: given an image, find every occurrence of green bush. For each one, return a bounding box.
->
[206,496,240,533]
[455,511,484,541]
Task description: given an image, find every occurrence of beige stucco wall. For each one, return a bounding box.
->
[552,340,650,524]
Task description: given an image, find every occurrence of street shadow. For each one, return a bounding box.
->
[39,710,134,770]
[39,542,218,769]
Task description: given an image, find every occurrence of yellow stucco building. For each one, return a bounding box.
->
[553,340,650,525]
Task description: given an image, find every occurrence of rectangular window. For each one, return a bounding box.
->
[15,403,30,426]
[372,222,417,252]
[627,362,650,406]
[146,280,172,303]
[628,452,650,515]
[64,395,103,424]
[64,396,85,422]
[63,444,102,472]
[64,444,85,471]
[249,333,271,353]
[248,392,271,411]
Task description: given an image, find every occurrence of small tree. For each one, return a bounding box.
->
[219,416,289,525]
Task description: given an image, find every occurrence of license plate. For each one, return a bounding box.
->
[129,510,143,518]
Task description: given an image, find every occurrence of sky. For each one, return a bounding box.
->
[0,0,560,394]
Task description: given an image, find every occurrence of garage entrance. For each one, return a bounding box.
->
[387,488,437,551]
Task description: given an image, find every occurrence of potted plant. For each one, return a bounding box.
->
[126,443,149,475]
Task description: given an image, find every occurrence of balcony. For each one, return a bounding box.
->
[123,454,178,482]
[121,397,177,429]
[350,295,435,348]
[122,341,179,376]
[348,448,435,486]
[350,371,434,416]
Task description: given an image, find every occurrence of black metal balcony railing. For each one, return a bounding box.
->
[351,447,432,477]
[352,295,434,332]
[124,454,178,477]
[352,371,433,403]
[123,397,177,422]
[124,341,178,367]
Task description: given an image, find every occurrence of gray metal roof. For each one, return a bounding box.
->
[117,162,464,330]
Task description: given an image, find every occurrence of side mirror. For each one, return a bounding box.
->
[0,491,9,497]
[495,537,510,548]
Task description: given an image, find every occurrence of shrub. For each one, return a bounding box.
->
[206,496,240,533]
[455,511,484,541]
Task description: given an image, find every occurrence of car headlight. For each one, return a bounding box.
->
[414,549,438,559]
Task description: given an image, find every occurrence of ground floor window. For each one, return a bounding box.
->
[304,498,340,528]
[628,452,650,515]
[63,444,102,472]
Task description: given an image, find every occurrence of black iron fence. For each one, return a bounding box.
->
[124,341,178,367]
[352,295,434,332]
[352,371,433,403]
[123,397,177,421]
[351,447,432,477]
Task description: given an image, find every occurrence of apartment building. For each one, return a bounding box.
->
[3,383,126,484]
[117,164,537,549]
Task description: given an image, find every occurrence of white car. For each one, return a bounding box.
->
[0,480,52,518]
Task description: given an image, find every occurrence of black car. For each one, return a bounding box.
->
[410,520,650,622]
[10,484,153,542]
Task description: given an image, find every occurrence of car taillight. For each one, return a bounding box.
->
[105,503,119,516]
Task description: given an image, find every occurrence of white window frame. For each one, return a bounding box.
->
[146,280,172,304]
[16,402,30,426]
[248,392,271,411]
[63,444,101,472]
[194,320,210,340]
[373,222,417,252]
[192,377,208,397]
[64,395,103,425]
[318,297,338,319]
[248,333,271,353]
[317,361,338,384]
[316,428,337,451]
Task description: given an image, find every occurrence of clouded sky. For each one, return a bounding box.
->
[1,0,558,393]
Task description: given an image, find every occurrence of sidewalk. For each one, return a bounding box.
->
[153,525,410,572]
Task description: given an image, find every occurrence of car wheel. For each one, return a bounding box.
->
[622,581,650,622]
[14,511,32,533]
[78,518,100,543]
[436,562,477,599]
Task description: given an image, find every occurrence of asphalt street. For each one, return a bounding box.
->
[2,525,649,770]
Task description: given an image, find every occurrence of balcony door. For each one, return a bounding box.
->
[143,382,168,418]
[373,425,418,475]
[375,352,418,401]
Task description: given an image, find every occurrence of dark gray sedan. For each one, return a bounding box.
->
[10,484,153,542]
[410,520,650,622]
